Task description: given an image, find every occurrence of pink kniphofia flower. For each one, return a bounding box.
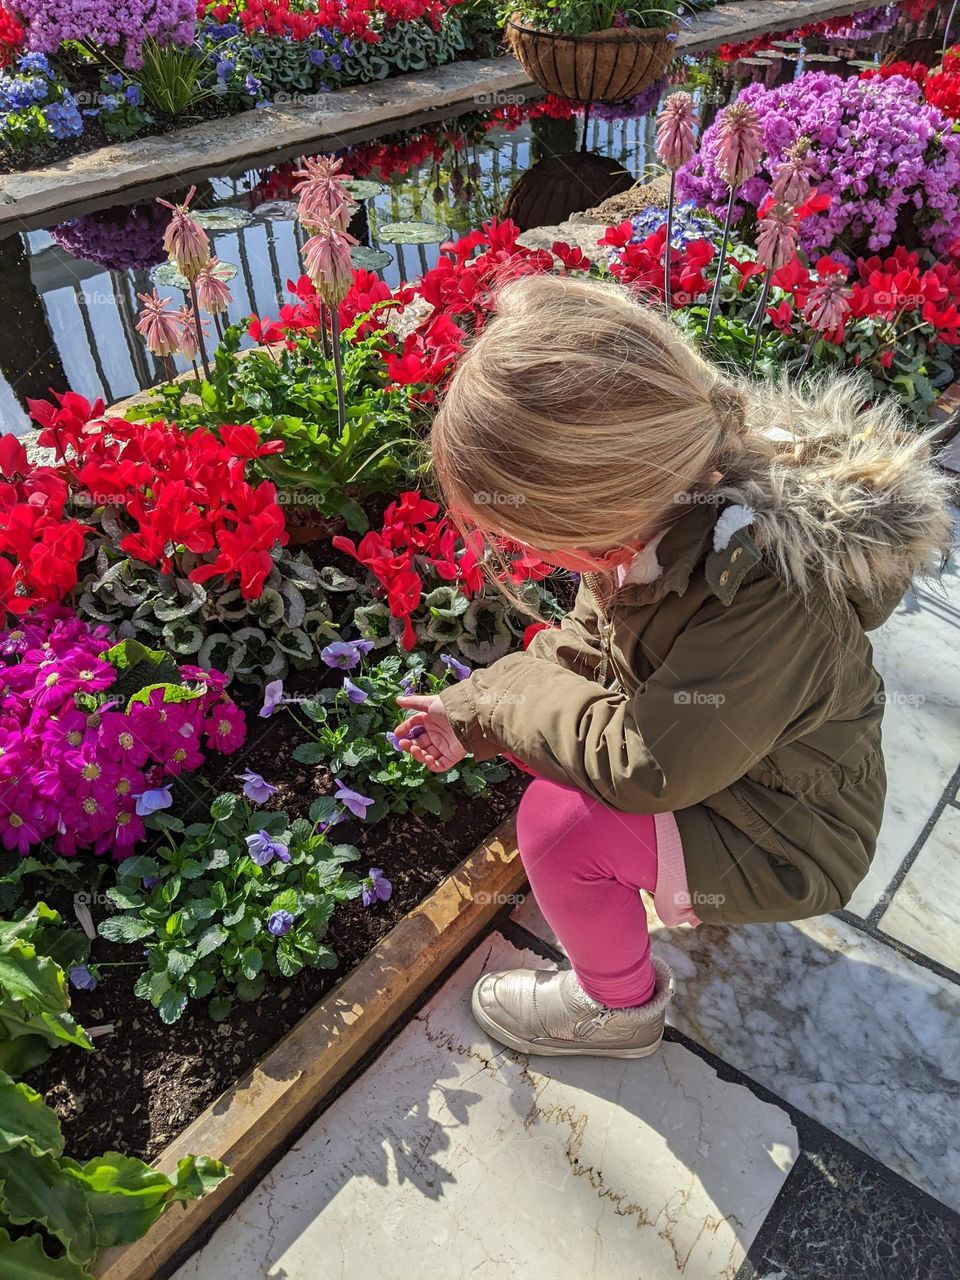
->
[194,258,234,315]
[173,306,209,362]
[156,185,210,282]
[302,214,359,307]
[656,92,698,170]
[715,101,763,189]
[756,203,799,270]
[136,290,183,357]
[293,156,354,233]
[803,274,852,336]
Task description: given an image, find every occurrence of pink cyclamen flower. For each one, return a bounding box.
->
[656,92,698,170]
[302,216,359,307]
[715,101,764,189]
[156,185,210,282]
[803,274,852,335]
[136,290,183,357]
[293,156,354,233]
[756,203,799,270]
[194,259,234,315]
[772,137,813,206]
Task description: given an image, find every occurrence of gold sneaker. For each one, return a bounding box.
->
[471,956,675,1059]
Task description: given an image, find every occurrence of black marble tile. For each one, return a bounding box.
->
[738,1141,960,1280]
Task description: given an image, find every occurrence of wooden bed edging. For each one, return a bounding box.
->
[93,814,524,1280]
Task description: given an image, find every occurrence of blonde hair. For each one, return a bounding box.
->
[432,272,752,554]
[431,272,953,607]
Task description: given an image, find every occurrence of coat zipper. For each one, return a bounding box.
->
[584,572,617,689]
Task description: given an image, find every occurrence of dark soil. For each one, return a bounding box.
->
[26,703,526,1162]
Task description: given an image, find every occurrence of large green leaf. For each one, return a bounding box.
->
[0,1146,98,1266]
[0,1229,91,1280]
[0,1072,64,1158]
[66,1151,220,1247]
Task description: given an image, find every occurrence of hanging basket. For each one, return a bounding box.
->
[506,14,677,104]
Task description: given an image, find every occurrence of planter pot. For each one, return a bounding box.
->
[506,14,677,104]
[502,151,634,232]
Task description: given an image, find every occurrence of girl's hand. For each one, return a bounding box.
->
[395,695,467,773]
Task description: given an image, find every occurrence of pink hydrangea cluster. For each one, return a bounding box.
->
[677,72,960,257]
[0,606,245,860]
[16,0,196,68]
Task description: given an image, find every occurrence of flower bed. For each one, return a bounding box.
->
[3,67,960,1273]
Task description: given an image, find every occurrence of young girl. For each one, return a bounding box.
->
[394,273,953,1061]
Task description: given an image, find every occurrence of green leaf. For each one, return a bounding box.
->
[116,855,162,881]
[166,950,194,981]
[187,968,215,998]
[0,1073,64,1158]
[179,859,206,879]
[157,988,188,1024]
[208,996,233,1021]
[97,916,154,947]
[67,1153,178,1247]
[104,887,145,911]
[0,1146,98,1266]
[239,946,263,980]
[0,1229,91,1280]
[195,926,229,958]
[292,742,326,765]
[168,1154,231,1201]
[127,681,207,709]
[211,793,239,821]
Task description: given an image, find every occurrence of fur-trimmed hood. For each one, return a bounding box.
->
[713,378,956,630]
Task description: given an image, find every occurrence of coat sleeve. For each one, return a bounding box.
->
[439,573,842,812]
[522,580,604,679]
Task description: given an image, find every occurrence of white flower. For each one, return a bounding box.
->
[713,504,755,552]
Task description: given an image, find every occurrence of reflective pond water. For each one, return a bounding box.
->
[0,0,951,432]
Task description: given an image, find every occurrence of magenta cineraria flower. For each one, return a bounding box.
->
[238,769,278,805]
[267,909,296,937]
[245,830,291,867]
[440,653,471,681]
[0,609,239,861]
[203,701,246,754]
[361,867,392,907]
[333,782,374,820]
[259,679,285,718]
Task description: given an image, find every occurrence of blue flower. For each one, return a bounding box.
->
[69,964,97,991]
[18,53,52,77]
[106,73,124,89]
[320,640,372,670]
[399,671,419,695]
[245,830,291,867]
[361,867,392,907]
[329,54,342,72]
[260,679,285,718]
[267,909,295,937]
[309,48,326,65]
[333,782,374,820]
[44,97,84,140]
[216,58,235,81]
[125,84,141,107]
[238,769,278,805]
[135,785,173,817]
[342,677,368,704]
[440,653,472,681]
[385,730,401,751]
[244,73,262,96]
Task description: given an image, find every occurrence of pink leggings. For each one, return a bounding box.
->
[516,776,663,1008]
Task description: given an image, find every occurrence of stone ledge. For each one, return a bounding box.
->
[92,813,525,1280]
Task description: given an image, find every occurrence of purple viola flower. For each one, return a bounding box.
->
[320,640,373,670]
[69,964,97,991]
[440,653,472,681]
[309,48,325,65]
[333,782,374,820]
[135,785,173,817]
[245,830,291,867]
[385,730,401,751]
[399,672,419,695]
[342,677,368,704]
[142,876,161,890]
[408,725,426,740]
[267,909,295,937]
[362,867,392,907]
[260,679,284,718]
[238,769,278,805]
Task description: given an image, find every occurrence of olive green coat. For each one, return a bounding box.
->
[439,422,951,925]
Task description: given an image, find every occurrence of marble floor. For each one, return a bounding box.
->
[173,555,960,1280]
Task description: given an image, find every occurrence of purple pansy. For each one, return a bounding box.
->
[362,867,392,907]
[440,653,472,681]
[259,679,285,718]
[320,640,374,670]
[245,830,291,866]
[238,769,278,805]
[135,785,173,817]
[68,964,97,991]
[267,909,295,937]
[342,677,368,704]
[333,782,374,820]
